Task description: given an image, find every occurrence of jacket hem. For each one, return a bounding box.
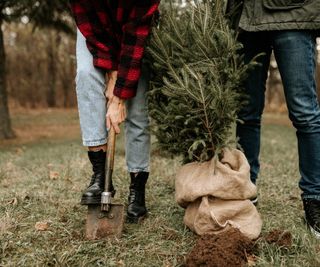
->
[239,21,320,32]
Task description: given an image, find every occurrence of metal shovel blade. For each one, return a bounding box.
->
[85,204,125,240]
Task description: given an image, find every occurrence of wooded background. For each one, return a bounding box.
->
[5,24,319,109]
[0,0,319,140]
[5,24,76,108]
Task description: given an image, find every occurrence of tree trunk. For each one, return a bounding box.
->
[46,30,58,107]
[0,18,15,139]
[62,75,69,108]
[61,49,72,108]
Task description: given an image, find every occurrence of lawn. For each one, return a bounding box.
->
[0,109,319,266]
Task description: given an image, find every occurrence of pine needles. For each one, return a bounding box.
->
[147,0,252,163]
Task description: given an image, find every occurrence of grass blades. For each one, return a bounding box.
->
[0,110,319,266]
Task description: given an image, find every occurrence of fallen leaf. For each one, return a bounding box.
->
[15,147,24,155]
[49,171,59,180]
[7,197,18,206]
[288,195,299,200]
[247,254,257,267]
[117,260,125,266]
[35,221,50,231]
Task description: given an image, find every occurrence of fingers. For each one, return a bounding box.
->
[106,115,121,134]
[105,71,123,134]
[106,95,126,135]
[106,114,111,131]
[112,122,121,134]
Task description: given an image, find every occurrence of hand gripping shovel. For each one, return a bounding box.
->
[85,127,125,239]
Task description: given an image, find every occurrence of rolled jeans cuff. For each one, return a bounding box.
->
[301,194,320,201]
[128,167,150,173]
[83,138,107,147]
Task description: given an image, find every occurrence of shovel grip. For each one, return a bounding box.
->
[106,127,116,192]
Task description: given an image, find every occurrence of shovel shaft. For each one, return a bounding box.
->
[106,127,116,193]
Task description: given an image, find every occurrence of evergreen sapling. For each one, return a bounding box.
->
[147,0,255,164]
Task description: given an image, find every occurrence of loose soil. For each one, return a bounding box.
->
[265,229,292,248]
[185,228,255,267]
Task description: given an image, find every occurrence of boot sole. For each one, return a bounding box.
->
[304,215,320,239]
[309,225,320,239]
[126,213,147,224]
[80,190,116,205]
[80,195,101,205]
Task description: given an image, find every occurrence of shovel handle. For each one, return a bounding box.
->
[106,127,116,192]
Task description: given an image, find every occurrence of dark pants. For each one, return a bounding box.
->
[236,30,320,200]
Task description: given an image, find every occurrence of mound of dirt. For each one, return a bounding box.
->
[185,228,256,267]
[265,229,292,248]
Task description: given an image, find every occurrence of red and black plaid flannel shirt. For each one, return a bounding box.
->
[70,0,160,99]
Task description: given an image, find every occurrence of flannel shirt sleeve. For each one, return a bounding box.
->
[69,0,119,70]
[113,1,160,99]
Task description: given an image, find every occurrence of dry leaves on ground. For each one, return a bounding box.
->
[7,197,18,206]
[49,171,59,180]
[35,221,50,231]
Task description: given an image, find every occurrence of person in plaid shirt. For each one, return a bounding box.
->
[70,0,160,223]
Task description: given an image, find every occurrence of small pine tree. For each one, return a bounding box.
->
[147,0,255,163]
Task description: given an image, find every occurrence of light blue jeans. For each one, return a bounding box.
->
[76,30,150,173]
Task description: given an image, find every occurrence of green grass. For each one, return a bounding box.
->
[0,110,319,266]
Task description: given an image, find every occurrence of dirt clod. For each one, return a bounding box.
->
[265,229,292,248]
[185,228,255,267]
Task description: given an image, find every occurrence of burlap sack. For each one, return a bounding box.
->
[175,149,262,239]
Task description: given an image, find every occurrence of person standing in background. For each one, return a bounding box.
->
[227,0,320,238]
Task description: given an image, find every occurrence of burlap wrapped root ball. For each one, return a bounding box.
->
[176,149,262,240]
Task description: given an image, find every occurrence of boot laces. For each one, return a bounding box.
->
[128,189,144,205]
[88,172,105,187]
[88,173,96,186]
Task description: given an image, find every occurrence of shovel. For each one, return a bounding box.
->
[85,127,125,239]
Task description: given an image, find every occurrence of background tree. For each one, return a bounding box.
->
[27,0,74,108]
[0,1,26,139]
[0,0,73,139]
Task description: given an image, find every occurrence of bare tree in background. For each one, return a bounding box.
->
[0,1,27,139]
[28,1,74,108]
[0,0,73,140]
[46,30,60,107]
[0,16,14,139]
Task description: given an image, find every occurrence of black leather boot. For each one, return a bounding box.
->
[127,172,149,223]
[80,150,115,205]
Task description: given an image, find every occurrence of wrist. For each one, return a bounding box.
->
[111,95,125,105]
[108,70,118,81]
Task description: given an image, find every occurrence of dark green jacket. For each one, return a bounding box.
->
[228,0,320,32]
